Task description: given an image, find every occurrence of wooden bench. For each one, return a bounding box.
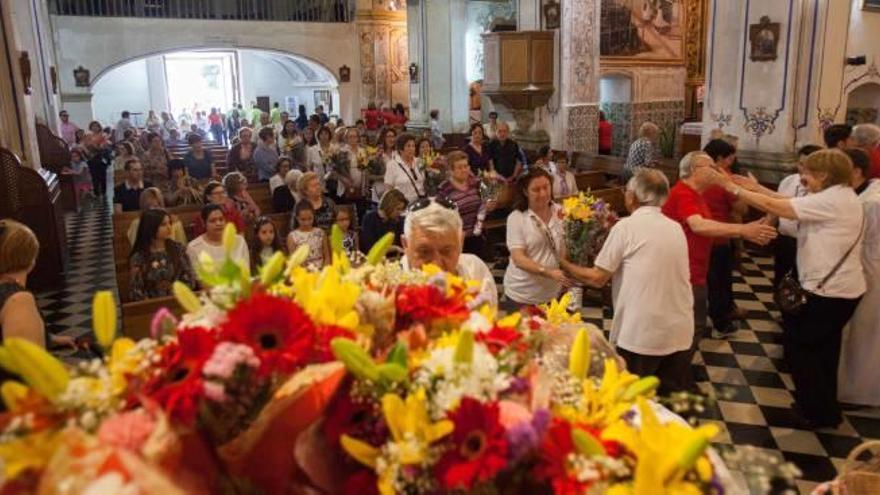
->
[575,171,608,191]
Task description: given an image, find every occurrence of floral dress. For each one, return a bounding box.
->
[288,228,326,271]
[129,242,197,301]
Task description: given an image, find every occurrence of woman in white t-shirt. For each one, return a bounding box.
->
[502,168,572,309]
[713,149,865,428]
[186,204,250,271]
[383,133,425,203]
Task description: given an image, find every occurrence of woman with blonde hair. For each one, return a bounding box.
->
[0,220,45,347]
[712,149,865,428]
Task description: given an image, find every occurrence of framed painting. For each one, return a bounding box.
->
[864,0,880,11]
[600,0,686,65]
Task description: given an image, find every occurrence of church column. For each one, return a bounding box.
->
[406,0,470,133]
[561,0,600,153]
[355,1,408,113]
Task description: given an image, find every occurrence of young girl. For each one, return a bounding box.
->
[287,200,330,270]
[249,217,284,272]
[334,205,363,265]
[64,147,93,202]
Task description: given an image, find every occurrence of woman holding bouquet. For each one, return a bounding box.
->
[307,126,338,186]
[417,137,446,196]
[437,151,492,256]
[502,168,572,310]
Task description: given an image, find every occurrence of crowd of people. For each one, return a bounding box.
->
[34,103,880,428]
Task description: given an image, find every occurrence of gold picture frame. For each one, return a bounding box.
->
[600,0,687,66]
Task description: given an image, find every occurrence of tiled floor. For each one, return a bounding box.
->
[36,203,880,493]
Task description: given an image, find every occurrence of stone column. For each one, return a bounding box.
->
[406,0,470,133]
[561,0,601,153]
[355,2,409,116]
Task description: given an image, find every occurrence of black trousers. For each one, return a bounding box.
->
[785,292,861,426]
[617,347,695,394]
[707,242,734,332]
[774,235,798,287]
[87,157,108,196]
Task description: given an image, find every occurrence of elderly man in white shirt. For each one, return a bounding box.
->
[400,200,498,308]
[561,169,695,393]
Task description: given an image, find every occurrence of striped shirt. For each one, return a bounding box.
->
[438,178,483,236]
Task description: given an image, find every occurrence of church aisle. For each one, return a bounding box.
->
[490,254,880,494]
[32,202,880,493]
[35,198,115,343]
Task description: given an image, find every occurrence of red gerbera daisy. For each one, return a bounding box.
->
[395,285,470,331]
[476,325,525,355]
[143,327,217,424]
[220,292,315,376]
[532,418,621,495]
[435,397,509,491]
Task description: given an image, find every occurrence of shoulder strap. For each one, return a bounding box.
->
[817,214,866,290]
[396,160,423,197]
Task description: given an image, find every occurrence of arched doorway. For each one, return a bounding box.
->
[599,72,634,156]
[846,82,880,126]
[90,48,340,129]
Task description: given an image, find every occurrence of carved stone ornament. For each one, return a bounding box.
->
[543,0,561,30]
[73,66,90,87]
[19,52,32,95]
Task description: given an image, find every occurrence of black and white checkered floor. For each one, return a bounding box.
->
[36,202,880,493]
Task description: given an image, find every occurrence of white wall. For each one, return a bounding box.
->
[238,51,337,116]
[91,59,151,127]
[52,16,360,125]
[600,75,633,103]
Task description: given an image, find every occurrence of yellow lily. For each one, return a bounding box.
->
[557,358,658,428]
[341,390,453,495]
[0,381,29,410]
[91,291,116,348]
[0,429,61,480]
[602,397,719,495]
[290,264,362,332]
[568,327,592,380]
[541,293,582,325]
[3,338,69,402]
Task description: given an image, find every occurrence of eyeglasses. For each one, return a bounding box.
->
[405,196,458,214]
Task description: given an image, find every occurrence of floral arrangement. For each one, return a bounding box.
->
[420,153,447,197]
[561,192,619,268]
[478,169,505,203]
[0,224,729,494]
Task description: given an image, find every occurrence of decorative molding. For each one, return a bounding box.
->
[356,22,408,107]
[742,106,776,144]
[59,92,93,103]
[563,0,598,104]
[816,107,837,130]
[710,110,732,128]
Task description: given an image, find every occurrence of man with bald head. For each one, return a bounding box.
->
[662,151,777,342]
[487,121,523,181]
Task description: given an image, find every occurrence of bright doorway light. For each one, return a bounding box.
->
[165,51,236,124]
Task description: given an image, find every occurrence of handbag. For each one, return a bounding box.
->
[774,216,865,315]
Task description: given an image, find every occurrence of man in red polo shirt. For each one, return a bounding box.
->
[662,151,777,344]
[702,139,749,338]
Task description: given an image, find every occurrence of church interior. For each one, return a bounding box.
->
[0,0,879,493]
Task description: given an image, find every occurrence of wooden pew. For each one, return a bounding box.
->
[575,171,608,191]
[120,296,184,341]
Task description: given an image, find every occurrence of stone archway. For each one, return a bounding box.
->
[845,82,880,126]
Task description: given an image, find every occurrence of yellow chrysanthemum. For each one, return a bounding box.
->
[289,265,362,332]
[0,430,61,480]
[601,397,719,495]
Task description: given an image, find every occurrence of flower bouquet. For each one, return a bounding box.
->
[0,224,738,494]
[420,152,447,197]
[478,169,505,203]
[560,192,619,310]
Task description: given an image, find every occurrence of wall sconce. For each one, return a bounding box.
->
[409,63,419,84]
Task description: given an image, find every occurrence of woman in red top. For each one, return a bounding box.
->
[363,102,382,131]
[598,111,613,155]
[191,181,245,236]
[208,108,225,145]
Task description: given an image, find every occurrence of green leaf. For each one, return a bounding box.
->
[366,232,394,265]
[376,363,408,383]
[386,342,408,367]
[572,428,606,457]
[330,224,345,256]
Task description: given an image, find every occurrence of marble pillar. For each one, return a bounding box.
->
[406,0,470,133]
[562,0,601,153]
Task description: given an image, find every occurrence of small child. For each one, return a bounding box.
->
[334,205,364,266]
[249,217,284,272]
[287,200,330,270]
[65,147,93,202]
